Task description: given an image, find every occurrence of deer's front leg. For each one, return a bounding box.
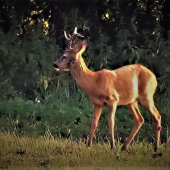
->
[107,104,117,149]
[88,105,102,148]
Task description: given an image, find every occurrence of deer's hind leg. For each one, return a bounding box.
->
[122,101,144,151]
[139,96,161,152]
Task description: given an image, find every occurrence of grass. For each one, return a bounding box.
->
[5,167,170,170]
[0,132,170,170]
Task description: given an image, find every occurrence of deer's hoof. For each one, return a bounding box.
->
[121,145,127,151]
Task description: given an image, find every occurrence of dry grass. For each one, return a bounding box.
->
[0,132,170,170]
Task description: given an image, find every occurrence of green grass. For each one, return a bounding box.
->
[5,167,170,170]
[0,132,170,170]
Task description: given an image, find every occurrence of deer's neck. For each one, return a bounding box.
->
[70,55,95,91]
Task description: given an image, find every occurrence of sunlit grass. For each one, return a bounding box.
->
[0,132,170,170]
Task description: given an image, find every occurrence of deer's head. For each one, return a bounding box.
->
[53,27,87,70]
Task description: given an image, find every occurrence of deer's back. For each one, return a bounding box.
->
[90,64,157,106]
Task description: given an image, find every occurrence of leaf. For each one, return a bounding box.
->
[122,49,127,58]
[129,57,133,64]
[44,79,48,90]
[127,41,131,48]
[159,84,164,92]
[156,32,160,44]
[165,66,170,73]
[0,45,8,55]
[135,59,139,64]
[135,50,140,60]
[131,16,136,23]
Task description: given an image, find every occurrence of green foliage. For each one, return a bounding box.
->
[0,22,59,99]
[0,97,170,145]
[87,33,115,70]
[0,97,92,138]
[0,0,170,98]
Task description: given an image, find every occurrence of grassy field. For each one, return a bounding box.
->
[5,167,170,170]
[0,132,170,170]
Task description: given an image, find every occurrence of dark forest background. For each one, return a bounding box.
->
[0,0,170,145]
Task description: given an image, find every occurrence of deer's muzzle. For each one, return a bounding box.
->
[53,63,58,68]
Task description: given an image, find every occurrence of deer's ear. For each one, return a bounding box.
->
[82,39,87,47]
[78,40,87,55]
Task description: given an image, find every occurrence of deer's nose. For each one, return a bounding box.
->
[53,63,58,68]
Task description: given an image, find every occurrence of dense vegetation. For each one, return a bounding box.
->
[0,0,170,152]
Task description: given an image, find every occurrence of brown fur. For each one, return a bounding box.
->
[54,37,161,151]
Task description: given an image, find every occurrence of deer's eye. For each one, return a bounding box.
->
[62,55,67,60]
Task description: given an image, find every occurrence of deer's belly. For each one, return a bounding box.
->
[90,91,138,107]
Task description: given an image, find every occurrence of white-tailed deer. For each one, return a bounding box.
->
[53,27,161,151]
